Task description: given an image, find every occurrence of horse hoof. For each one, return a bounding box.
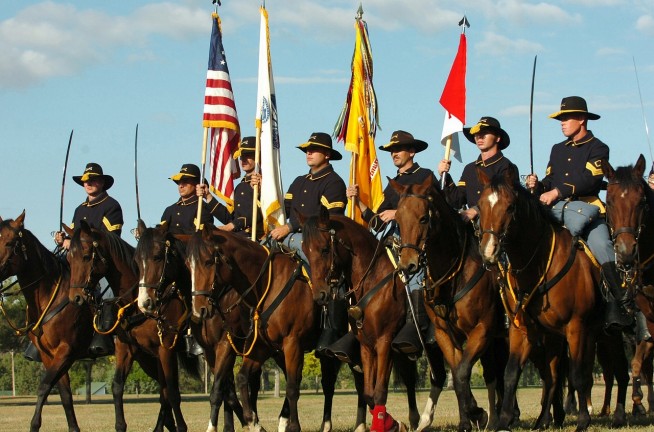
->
[632,403,646,416]
[388,421,407,432]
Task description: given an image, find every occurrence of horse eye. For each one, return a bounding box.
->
[419,215,429,225]
[321,247,330,257]
[83,255,92,262]
[205,259,213,267]
[154,254,164,262]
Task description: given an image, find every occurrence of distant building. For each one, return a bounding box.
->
[75,382,107,396]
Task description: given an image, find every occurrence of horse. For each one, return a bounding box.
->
[65,220,203,432]
[476,167,605,431]
[182,224,349,432]
[392,175,508,431]
[300,207,447,432]
[602,154,654,415]
[0,211,93,432]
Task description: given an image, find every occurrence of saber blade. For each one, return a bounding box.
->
[59,130,74,231]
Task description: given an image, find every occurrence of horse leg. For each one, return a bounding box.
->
[158,349,187,432]
[596,335,613,417]
[271,354,291,431]
[30,355,77,432]
[281,340,304,432]
[351,365,367,432]
[531,335,565,430]
[416,343,445,432]
[632,339,649,415]
[395,353,419,429]
[55,373,81,432]
[609,334,629,427]
[318,355,341,432]
[497,326,532,431]
[643,341,654,413]
[370,336,402,432]
[567,323,594,432]
[236,358,265,431]
[112,340,137,432]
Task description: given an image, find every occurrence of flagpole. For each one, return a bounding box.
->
[251,121,262,241]
[348,152,358,220]
[441,136,452,189]
[196,127,209,231]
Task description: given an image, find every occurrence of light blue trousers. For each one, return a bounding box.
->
[550,200,614,265]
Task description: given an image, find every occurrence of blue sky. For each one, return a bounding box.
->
[2,0,653,245]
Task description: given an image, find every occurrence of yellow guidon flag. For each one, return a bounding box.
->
[333,5,384,226]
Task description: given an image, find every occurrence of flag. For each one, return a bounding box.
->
[334,10,384,226]
[439,32,467,163]
[256,6,286,231]
[203,12,241,210]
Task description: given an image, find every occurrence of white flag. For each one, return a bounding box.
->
[256,6,286,231]
[440,112,463,162]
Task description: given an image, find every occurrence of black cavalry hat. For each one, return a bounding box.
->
[549,96,600,120]
[72,163,114,190]
[233,136,256,159]
[378,130,428,153]
[297,132,343,161]
[463,116,511,150]
[169,163,205,184]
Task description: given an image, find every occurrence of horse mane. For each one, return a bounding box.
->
[0,222,67,277]
[103,231,138,274]
[136,225,187,260]
[612,164,643,189]
[488,175,563,230]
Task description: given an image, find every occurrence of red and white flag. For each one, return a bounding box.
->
[203,12,241,210]
[439,32,467,163]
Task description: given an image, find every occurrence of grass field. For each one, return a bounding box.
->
[1,385,654,431]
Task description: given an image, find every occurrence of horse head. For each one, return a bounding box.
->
[393,175,436,276]
[135,219,187,314]
[603,154,647,269]
[67,220,108,306]
[476,166,520,265]
[187,225,230,320]
[300,206,351,306]
[0,211,27,279]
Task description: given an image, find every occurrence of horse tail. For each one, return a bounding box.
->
[177,352,201,380]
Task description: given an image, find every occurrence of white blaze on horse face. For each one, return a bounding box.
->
[620,188,628,199]
[488,191,499,209]
[137,261,150,311]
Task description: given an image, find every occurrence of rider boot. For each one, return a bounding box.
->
[636,309,653,342]
[602,262,634,331]
[391,289,430,361]
[324,331,360,366]
[23,341,42,362]
[89,332,115,357]
[184,332,204,357]
[315,297,348,357]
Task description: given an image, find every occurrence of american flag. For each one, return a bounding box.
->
[203,12,240,209]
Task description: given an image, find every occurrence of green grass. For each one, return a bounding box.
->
[1,385,654,431]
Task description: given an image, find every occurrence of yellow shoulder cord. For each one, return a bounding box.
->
[93,298,138,335]
[227,245,273,357]
[501,225,556,327]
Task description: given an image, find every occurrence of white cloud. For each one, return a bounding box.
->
[636,14,654,35]
[596,47,625,56]
[475,31,543,56]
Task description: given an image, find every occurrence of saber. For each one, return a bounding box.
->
[59,130,74,232]
[529,55,537,177]
[134,124,141,221]
[633,57,653,174]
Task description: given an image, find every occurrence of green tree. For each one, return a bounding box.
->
[0,278,28,353]
[302,352,322,393]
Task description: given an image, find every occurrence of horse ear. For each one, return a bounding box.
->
[14,210,26,228]
[635,154,646,179]
[600,158,614,181]
[62,224,74,237]
[318,205,330,227]
[137,219,147,235]
[389,178,407,196]
[80,219,92,232]
[476,166,491,187]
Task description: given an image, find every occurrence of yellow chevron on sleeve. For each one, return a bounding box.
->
[103,217,123,232]
[586,161,603,176]
[457,181,466,187]
[321,196,345,209]
[284,193,293,200]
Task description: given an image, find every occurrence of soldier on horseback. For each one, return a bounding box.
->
[346,130,436,359]
[252,132,347,356]
[526,96,633,332]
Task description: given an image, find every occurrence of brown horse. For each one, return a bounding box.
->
[0,212,93,432]
[476,167,603,431]
[66,220,243,432]
[183,225,347,432]
[602,154,654,415]
[392,175,506,431]
[300,208,447,432]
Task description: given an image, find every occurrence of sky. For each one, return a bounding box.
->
[1,0,653,246]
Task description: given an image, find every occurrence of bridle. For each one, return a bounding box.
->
[190,243,234,317]
[69,234,107,305]
[396,192,433,256]
[0,225,28,276]
[138,238,180,310]
[316,226,353,292]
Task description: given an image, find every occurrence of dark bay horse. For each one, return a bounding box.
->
[392,175,504,431]
[300,208,447,432]
[183,225,347,432]
[602,154,654,415]
[0,212,93,432]
[476,168,603,431]
[65,220,202,432]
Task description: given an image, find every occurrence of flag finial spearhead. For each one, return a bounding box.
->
[356,3,363,20]
[458,15,470,32]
